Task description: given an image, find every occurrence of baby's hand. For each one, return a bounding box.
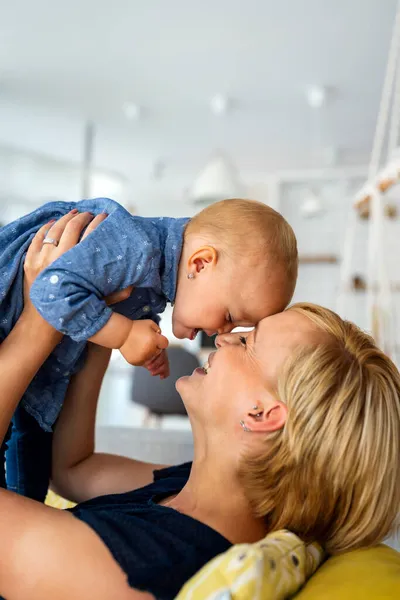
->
[119,320,169,366]
[144,349,170,379]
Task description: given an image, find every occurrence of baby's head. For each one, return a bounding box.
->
[172,199,298,340]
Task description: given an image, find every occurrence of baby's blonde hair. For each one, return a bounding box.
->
[186,199,298,306]
[240,303,400,554]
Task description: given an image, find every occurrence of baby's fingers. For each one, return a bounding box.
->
[156,333,169,350]
[149,366,166,378]
[157,355,170,379]
[146,351,165,372]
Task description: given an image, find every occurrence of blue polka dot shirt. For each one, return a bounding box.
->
[0,198,189,430]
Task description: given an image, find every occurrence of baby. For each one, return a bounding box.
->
[0,197,298,501]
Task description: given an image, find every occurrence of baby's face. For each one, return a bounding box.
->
[172,261,287,341]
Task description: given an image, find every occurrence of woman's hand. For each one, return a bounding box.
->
[23,210,106,306]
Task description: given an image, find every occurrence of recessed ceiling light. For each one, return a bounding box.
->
[122,102,142,120]
[210,94,230,116]
[306,85,327,109]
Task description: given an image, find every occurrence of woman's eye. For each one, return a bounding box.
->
[239,336,247,346]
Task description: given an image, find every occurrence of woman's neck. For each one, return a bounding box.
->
[163,457,268,544]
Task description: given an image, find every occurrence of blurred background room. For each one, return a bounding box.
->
[1,0,400,463]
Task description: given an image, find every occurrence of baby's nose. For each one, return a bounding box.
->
[204,329,217,337]
[217,323,235,335]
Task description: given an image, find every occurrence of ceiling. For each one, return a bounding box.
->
[0,0,398,178]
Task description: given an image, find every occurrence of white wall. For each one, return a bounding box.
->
[279,178,400,367]
[2,104,400,425]
[280,179,363,317]
[0,145,128,223]
[2,140,397,347]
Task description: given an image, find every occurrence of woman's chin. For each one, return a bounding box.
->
[176,368,205,397]
[175,374,189,395]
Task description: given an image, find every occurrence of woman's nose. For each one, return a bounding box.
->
[215,333,226,348]
[216,323,235,336]
[215,332,241,348]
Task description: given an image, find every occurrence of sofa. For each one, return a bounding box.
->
[297,543,400,599]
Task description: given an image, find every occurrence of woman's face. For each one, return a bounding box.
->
[177,310,324,429]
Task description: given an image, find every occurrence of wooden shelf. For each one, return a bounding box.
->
[299,254,339,265]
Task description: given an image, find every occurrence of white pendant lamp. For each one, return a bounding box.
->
[190,153,244,206]
[300,189,324,218]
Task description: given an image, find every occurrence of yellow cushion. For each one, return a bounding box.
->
[177,530,324,600]
[178,532,400,600]
[45,489,76,510]
[296,544,400,600]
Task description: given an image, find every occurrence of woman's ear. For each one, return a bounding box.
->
[187,246,218,273]
[243,400,288,433]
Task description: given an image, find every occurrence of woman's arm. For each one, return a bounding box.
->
[51,342,168,503]
[0,213,84,444]
[0,305,61,444]
[0,212,154,599]
[20,212,168,502]
[0,487,153,599]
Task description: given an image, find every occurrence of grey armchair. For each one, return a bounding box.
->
[131,346,200,423]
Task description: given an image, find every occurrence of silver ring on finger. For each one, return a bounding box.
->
[42,237,59,247]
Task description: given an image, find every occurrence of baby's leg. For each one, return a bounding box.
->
[6,404,53,502]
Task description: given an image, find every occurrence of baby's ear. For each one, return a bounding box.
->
[189,246,218,272]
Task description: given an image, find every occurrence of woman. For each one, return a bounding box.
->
[0,212,398,599]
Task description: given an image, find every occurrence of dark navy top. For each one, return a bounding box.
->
[70,462,231,599]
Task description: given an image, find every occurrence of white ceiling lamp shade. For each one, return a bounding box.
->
[209,93,230,116]
[122,101,142,121]
[300,189,324,218]
[306,85,328,109]
[189,153,244,206]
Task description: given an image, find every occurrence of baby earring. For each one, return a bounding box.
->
[187,273,195,280]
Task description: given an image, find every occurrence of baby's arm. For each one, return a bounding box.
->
[30,207,166,363]
[90,314,168,366]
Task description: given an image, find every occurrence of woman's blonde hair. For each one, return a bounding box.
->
[240,302,400,554]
